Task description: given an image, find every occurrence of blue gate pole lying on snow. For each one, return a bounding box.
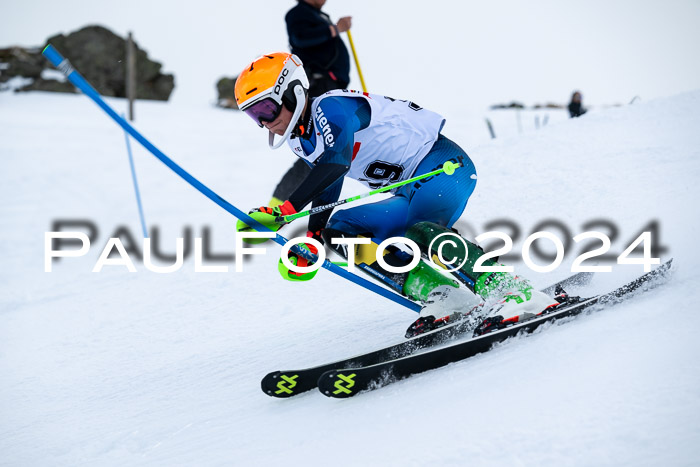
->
[42,44,421,313]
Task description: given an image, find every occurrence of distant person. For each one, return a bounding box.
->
[568,91,587,118]
[287,0,351,98]
[269,0,353,206]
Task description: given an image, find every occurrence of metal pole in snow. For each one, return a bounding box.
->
[126,32,136,121]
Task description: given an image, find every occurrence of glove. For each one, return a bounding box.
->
[236,200,297,245]
[293,230,324,266]
[252,200,297,222]
[278,230,324,281]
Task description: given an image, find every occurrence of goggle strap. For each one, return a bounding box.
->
[269,84,305,150]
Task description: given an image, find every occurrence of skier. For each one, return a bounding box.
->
[234,52,556,336]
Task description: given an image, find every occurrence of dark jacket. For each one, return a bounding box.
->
[568,101,587,118]
[285,1,350,89]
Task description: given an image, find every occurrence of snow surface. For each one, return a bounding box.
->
[1,89,700,466]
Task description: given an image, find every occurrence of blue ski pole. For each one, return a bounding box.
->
[42,44,420,313]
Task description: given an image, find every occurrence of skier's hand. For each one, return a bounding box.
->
[279,231,323,281]
[288,231,325,269]
[290,235,319,263]
[336,16,352,33]
[236,200,296,244]
[250,200,297,223]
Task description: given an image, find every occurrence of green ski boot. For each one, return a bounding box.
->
[407,221,525,300]
[405,221,558,335]
[402,260,459,302]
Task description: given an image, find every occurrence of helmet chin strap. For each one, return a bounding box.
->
[268,85,306,150]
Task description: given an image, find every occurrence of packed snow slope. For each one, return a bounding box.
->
[1,90,700,467]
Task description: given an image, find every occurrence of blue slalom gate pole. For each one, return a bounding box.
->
[122,115,149,239]
[42,44,420,313]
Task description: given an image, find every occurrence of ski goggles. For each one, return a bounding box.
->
[242,97,282,127]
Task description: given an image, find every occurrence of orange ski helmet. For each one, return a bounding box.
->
[235,53,309,148]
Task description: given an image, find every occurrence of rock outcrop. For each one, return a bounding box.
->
[216,76,239,109]
[0,25,174,100]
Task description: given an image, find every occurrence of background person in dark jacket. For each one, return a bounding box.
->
[568,91,587,118]
[270,0,353,205]
[286,0,351,95]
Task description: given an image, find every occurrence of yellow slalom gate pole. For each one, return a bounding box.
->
[346,30,367,92]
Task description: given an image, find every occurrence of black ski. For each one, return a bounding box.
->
[317,260,672,398]
[261,270,595,398]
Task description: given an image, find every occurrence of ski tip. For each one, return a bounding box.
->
[648,258,674,277]
[657,258,674,275]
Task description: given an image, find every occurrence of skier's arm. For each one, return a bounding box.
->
[288,96,370,212]
[287,158,349,210]
[307,179,344,236]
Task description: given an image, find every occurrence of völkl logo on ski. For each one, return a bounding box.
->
[332,373,357,395]
[274,374,299,395]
